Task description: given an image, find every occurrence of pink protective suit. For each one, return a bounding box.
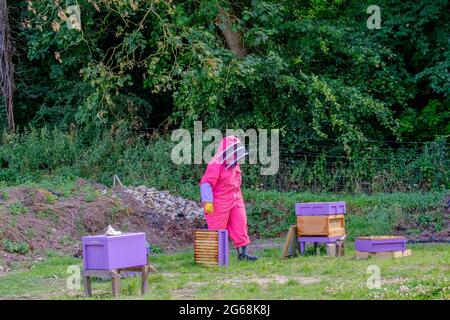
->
[200,136,250,248]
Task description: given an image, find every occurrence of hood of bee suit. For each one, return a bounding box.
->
[211,135,248,169]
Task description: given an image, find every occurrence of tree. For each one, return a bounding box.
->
[0,0,15,131]
[216,3,247,58]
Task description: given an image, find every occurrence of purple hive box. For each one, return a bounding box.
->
[355,236,406,252]
[82,232,147,270]
[295,201,346,216]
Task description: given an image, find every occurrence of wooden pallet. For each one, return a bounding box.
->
[297,214,345,237]
[355,249,412,259]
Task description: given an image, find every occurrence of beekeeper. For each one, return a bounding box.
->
[200,135,258,261]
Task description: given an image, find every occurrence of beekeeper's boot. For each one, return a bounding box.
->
[237,245,258,261]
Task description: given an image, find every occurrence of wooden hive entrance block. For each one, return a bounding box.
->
[194,229,228,267]
[296,214,345,237]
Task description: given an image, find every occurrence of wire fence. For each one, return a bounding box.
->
[135,126,449,193]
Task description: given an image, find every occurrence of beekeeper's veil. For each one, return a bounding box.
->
[212,135,248,169]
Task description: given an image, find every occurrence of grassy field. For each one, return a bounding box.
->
[0,241,448,300]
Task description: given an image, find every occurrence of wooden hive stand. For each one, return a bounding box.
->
[82,263,157,297]
[298,235,346,257]
[194,229,228,267]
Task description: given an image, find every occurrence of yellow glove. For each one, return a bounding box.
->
[204,202,213,215]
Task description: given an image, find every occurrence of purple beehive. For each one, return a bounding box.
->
[295,201,346,216]
[355,236,406,252]
[82,232,147,270]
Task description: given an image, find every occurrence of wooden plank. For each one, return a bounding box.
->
[82,269,114,279]
[195,239,217,242]
[195,246,218,250]
[195,257,218,261]
[195,258,218,262]
[194,250,218,255]
[194,246,218,250]
[403,249,412,257]
[195,252,218,256]
[195,234,218,238]
[282,225,299,258]
[195,261,219,265]
[195,232,218,237]
[355,250,412,259]
[194,249,218,252]
[195,232,218,236]
[195,253,218,257]
[194,240,219,245]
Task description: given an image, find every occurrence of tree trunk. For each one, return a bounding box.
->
[0,0,15,131]
[215,3,247,58]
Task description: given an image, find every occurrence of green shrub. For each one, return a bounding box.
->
[2,239,30,255]
[0,129,448,194]
[9,202,27,216]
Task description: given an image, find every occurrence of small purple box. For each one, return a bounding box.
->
[82,232,147,270]
[217,230,229,267]
[295,202,346,216]
[355,236,406,252]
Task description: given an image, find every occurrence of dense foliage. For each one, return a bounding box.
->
[1,0,449,191]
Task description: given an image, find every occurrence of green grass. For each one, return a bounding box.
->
[0,242,448,300]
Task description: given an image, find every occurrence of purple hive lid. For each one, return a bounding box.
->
[295,201,346,216]
[82,232,145,242]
